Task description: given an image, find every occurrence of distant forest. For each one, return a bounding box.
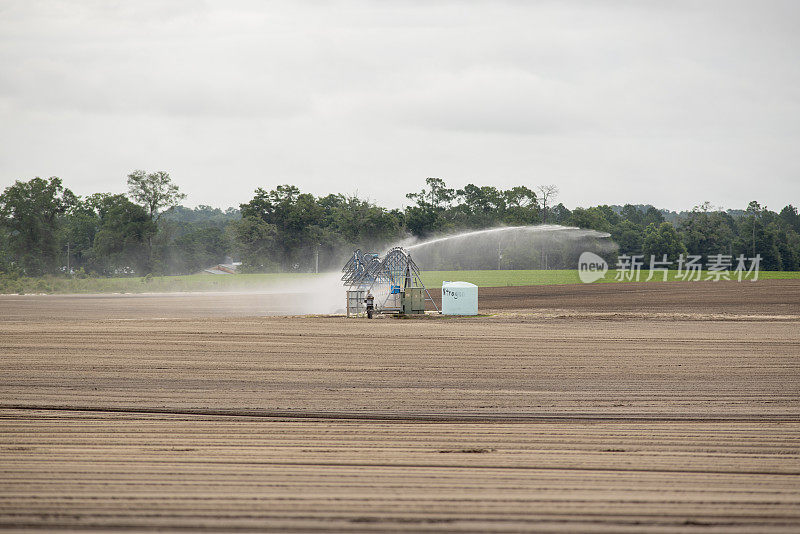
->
[1,173,799,276]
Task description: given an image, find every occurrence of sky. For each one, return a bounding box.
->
[1,0,798,212]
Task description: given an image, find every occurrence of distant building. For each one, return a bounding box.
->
[202,262,241,275]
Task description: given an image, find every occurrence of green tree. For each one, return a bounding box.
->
[172,226,231,273]
[679,207,736,261]
[642,222,687,264]
[502,186,539,224]
[148,203,239,274]
[612,220,643,255]
[620,204,643,225]
[744,201,763,257]
[239,185,325,270]
[774,224,800,271]
[60,196,103,273]
[642,206,665,227]
[736,201,782,270]
[127,170,186,221]
[549,203,571,224]
[404,205,440,239]
[404,177,456,237]
[319,194,401,247]
[569,207,613,233]
[161,204,240,225]
[453,184,507,228]
[91,194,156,275]
[0,177,77,275]
[232,216,278,272]
[779,205,800,233]
[0,223,10,273]
[406,177,456,211]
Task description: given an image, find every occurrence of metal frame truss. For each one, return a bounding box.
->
[341,247,439,313]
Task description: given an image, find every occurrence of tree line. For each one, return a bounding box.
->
[1,174,798,276]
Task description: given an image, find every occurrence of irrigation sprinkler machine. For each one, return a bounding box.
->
[341,247,478,318]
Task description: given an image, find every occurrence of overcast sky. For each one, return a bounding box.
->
[1,1,798,212]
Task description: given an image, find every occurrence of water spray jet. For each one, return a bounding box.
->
[394,224,615,271]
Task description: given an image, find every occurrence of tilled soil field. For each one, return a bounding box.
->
[1,281,799,532]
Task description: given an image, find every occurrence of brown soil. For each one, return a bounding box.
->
[460,278,800,315]
[1,281,799,532]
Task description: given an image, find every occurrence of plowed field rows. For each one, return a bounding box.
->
[1,281,799,532]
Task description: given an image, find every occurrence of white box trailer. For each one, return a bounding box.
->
[441,281,478,315]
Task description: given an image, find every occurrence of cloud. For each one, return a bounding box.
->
[0,1,311,118]
[0,1,798,211]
